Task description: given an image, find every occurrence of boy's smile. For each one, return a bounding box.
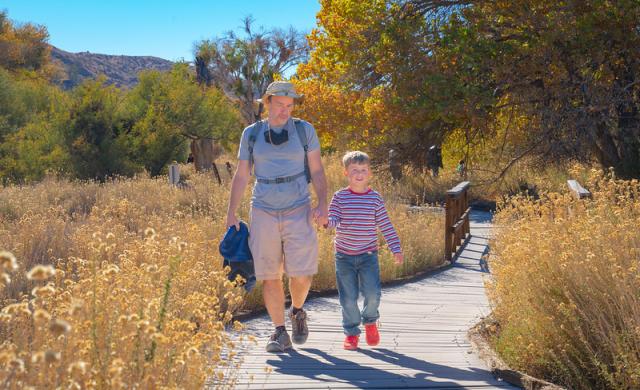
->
[344,163,371,193]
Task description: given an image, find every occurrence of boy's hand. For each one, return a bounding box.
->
[393,252,404,265]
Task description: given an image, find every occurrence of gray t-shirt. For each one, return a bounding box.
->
[238,118,321,211]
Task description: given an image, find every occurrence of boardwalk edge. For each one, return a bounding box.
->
[468,317,566,390]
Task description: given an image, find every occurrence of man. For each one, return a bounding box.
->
[225,81,328,352]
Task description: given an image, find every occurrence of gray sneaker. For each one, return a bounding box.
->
[265,328,292,353]
[289,309,309,344]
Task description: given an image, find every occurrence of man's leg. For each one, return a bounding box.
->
[249,207,291,352]
[289,275,312,309]
[281,204,318,344]
[287,275,312,344]
[263,278,286,327]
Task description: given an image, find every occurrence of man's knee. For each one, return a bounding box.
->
[263,278,283,289]
[290,275,313,285]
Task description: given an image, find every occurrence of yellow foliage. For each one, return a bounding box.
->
[488,171,640,389]
[0,158,443,387]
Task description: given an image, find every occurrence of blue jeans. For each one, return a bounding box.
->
[335,251,381,336]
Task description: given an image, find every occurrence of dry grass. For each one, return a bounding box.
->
[487,169,640,389]
[0,156,443,388]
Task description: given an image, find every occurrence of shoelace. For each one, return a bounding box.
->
[271,327,286,340]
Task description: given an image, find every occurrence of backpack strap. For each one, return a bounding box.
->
[247,121,263,176]
[294,119,311,183]
[249,119,311,183]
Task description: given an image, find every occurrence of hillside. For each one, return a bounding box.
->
[50,46,174,89]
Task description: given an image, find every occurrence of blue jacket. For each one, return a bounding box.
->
[219,221,256,292]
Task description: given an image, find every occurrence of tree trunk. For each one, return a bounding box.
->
[195,56,212,87]
[616,108,640,179]
[190,138,222,172]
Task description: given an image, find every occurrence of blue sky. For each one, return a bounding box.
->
[2,1,321,62]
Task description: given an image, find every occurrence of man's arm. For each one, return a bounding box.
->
[226,159,251,230]
[307,149,328,225]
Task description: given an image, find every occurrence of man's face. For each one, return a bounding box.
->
[267,95,295,127]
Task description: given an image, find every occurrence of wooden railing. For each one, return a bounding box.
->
[445,181,471,261]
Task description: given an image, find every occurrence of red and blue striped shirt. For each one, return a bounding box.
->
[327,188,402,255]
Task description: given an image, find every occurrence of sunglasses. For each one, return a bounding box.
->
[264,129,289,145]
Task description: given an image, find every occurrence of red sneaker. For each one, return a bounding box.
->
[343,335,359,350]
[365,323,380,346]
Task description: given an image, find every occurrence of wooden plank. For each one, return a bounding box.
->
[446,181,471,197]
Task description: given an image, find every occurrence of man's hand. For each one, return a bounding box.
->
[226,212,240,231]
[312,202,328,227]
[393,252,404,265]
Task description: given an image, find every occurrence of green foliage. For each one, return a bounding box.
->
[1,118,70,182]
[0,11,246,183]
[0,68,71,182]
[122,64,241,176]
[62,77,136,180]
[0,68,55,141]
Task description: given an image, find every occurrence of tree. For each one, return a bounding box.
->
[298,0,454,165]
[0,10,51,73]
[303,0,640,178]
[425,0,640,178]
[0,68,70,182]
[62,77,134,180]
[194,17,309,124]
[123,64,241,175]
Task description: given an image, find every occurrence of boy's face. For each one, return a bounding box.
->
[344,162,372,189]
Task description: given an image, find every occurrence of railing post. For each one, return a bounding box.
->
[445,181,471,262]
[168,163,180,186]
[463,188,470,236]
[445,193,453,261]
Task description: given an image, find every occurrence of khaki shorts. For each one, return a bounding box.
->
[249,203,319,280]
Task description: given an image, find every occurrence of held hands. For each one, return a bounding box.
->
[393,252,404,265]
[312,202,329,228]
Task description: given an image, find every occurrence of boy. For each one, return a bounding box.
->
[325,151,404,350]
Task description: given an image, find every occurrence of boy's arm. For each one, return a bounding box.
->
[375,195,401,254]
[326,192,342,229]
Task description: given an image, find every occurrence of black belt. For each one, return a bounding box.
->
[256,171,306,184]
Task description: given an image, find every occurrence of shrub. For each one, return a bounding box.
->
[488,171,640,389]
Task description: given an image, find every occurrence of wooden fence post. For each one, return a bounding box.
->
[225,162,233,178]
[445,181,471,261]
[168,163,180,186]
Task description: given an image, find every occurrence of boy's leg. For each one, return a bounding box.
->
[359,251,381,325]
[335,252,362,336]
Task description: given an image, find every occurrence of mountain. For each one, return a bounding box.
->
[50,46,175,89]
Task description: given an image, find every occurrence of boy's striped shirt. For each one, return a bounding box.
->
[327,188,401,255]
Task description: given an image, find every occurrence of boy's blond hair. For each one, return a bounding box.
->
[342,151,370,168]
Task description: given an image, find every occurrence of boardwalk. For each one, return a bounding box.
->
[230,211,517,389]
